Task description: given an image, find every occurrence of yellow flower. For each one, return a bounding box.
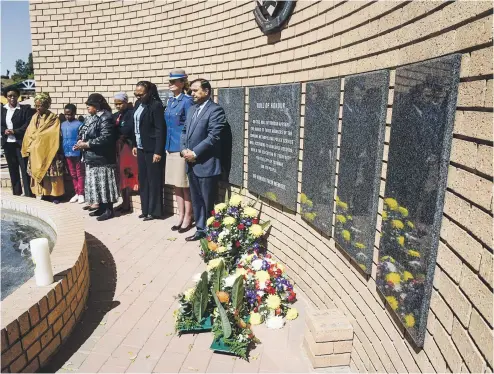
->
[397,236,405,246]
[303,212,316,221]
[408,249,420,258]
[403,271,414,281]
[207,216,215,226]
[386,296,399,310]
[346,215,353,220]
[404,313,415,328]
[223,216,236,226]
[398,206,409,217]
[236,268,247,277]
[335,195,341,202]
[300,193,308,204]
[207,258,223,271]
[355,242,366,249]
[265,192,277,201]
[336,215,347,224]
[336,200,348,210]
[382,211,388,220]
[245,253,254,264]
[385,272,401,285]
[359,264,367,271]
[229,194,243,206]
[286,308,298,320]
[243,206,257,218]
[214,203,227,212]
[342,230,351,242]
[306,199,313,208]
[217,246,227,253]
[266,294,281,310]
[255,270,270,284]
[184,287,195,302]
[380,255,395,263]
[391,220,404,230]
[208,241,218,251]
[250,224,264,238]
[384,197,399,211]
[406,221,415,229]
[250,312,262,325]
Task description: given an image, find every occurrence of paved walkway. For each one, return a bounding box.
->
[34,200,341,373]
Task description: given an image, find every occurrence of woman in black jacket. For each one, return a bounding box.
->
[74,93,118,221]
[1,87,35,196]
[132,81,166,221]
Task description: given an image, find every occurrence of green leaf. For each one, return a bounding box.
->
[193,271,209,321]
[224,188,230,203]
[212,292,232,339]
[231,276,244,315]
[212,260,225,294]
[261,220,271,230]
[200,238,209,257]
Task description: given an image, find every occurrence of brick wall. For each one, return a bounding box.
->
[29,1,493,372]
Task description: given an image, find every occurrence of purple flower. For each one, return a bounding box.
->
[261,260,270,271]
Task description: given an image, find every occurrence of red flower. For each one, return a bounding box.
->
[287,291,297,302]
[275,308,281,316]
[213,221,220,228]
[254,307,258,312]
[207,236,212,241]
[266,254,272,259]
[252,218,259,224]
[211,210,215,216]
[266,286,276,295]
[235,241,241,248]
[237,223,245,230]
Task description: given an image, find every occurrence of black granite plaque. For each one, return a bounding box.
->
[158,89,173,107]
[218,88,245,187]
[334,71,389,274]
[248,84,301,210]
[300,79,340,235]
[377,54,461,347]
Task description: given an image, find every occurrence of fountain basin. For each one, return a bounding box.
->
[0,195,88,373]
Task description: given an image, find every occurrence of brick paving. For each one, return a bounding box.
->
[32,200,349,373]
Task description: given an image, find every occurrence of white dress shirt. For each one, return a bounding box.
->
[3,103,19,143]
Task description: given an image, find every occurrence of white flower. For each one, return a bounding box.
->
[384,262,397,273]
[192,273,202,283]
[184,287,195,302]
[251,259,263,271]
[224,274,239,288]
[266,316,285,329]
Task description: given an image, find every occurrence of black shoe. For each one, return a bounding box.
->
[171,223,183,231]
[185,232,205,242]
[143,215,155,221]
[138,213,147,219]
[97,210,114,221]
[178,224,194,234]
[89,208,105,217]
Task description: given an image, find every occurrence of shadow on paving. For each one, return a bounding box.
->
[40,232,119,373]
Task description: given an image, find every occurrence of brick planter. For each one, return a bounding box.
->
[0,195,88,373]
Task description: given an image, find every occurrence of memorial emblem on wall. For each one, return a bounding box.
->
[254,0,296,35]
[376,54,461,347]
[248,83,301,210]
[300,79,340,235]
[218,88,245,187]
[334,71,389,273]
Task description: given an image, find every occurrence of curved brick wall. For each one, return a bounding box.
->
[0,196,88,372]
[29,1,493,372]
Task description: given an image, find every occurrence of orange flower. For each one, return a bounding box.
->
[216,291,230,303]
[208,241,218,251]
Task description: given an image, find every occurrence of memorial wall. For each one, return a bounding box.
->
[30,1,493,372]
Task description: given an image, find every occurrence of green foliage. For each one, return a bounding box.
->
[222,337,250,359]
[231,276,245,315]
[200,237,210,256]
[211,260,225,294]
[261,220,271,230]
[193,272,209,322]
[12,54,34,82]
[212,292,232,339]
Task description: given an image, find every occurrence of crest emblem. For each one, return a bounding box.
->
[254,0,296,35]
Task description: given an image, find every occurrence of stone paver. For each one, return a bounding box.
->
[26,200,349,373]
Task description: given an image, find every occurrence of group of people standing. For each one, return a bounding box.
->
[1,69,229,241]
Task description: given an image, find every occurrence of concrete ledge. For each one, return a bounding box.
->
[0,195,88,373]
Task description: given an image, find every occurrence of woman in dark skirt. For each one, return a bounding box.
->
[74,93,119,221]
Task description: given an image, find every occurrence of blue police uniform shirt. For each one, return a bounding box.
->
[164,93,193,152]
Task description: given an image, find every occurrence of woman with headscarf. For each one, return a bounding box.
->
[74,93,119,221]
[132,81,166,221]
[113,92,138,212]
[21,92,65,202]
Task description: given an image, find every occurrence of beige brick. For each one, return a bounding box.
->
[469,47,493,77]
[424,332,447,373]
[303,339,351,368]
[469,308,494,368]
[430,290,454,333]
[433,319,463,372]
[440,217,483,270]
[333,340,353,354]
[437,242,463,283]
[477,145,493,176]
[452,318,486,373]
[447,167,492,211]
[485,79,493,107]
[450,138,477,169]
[459,265,493,322]
[304,328,333,356]
[436,269,472,326]
[458,80,487,107]
[466,205,493,246]
[479,248,493,288]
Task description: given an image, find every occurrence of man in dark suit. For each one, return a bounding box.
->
[181,79,228,241]
[1,87,34,196]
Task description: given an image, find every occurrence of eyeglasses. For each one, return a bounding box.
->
[169,80,177,84]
